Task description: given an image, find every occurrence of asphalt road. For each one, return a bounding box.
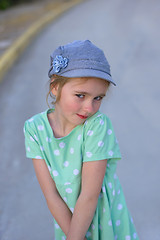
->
[0,0,160,239]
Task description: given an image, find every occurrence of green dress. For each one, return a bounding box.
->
[24,109,139,240]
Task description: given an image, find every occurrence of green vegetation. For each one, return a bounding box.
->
[0,0,11,9]
[0,0,33,10]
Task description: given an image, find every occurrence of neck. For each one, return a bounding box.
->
[47,108,77,138]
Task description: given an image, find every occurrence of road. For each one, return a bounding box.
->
[0,0,160,239]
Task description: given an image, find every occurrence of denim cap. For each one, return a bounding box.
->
[48,40,116,86]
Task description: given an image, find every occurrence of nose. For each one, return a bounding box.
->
[83,100,94,114]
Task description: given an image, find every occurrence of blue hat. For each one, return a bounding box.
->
[48,40,116,86]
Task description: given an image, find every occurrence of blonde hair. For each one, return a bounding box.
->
[46,75,70,107]
[46,75,110,107]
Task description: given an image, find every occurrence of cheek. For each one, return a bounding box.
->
[69,101,80,111]
[63,98,81,112]
[94,101,102,112]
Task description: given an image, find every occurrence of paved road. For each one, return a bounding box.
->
[0,0,160,239]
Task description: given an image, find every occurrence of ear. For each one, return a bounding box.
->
[51,83,59,96]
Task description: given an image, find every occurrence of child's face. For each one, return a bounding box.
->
[53,77,108,128]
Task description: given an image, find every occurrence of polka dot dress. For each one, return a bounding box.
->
[24,109,139,240]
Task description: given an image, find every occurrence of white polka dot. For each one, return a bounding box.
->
[108,220,112,226]
[27,147,30,152]
[40,146,44,151]
[64,182,71,185]
[114,173,117,179]
[103,208,106,213]
[116,220,121,226]
[65,188,72,193]
[98,141,104,147]
[107,129,112,135]
[108,150,113,156]
[87,130,93,136]
[62,236,65,240]
[35,156,42,159]
[91,224,95,230]
[97,114,102,117]
[115,235,118,240]
[112,189,115,196]
[63,197,67,203]
[73,169,79,175]
[53,170,59,176]
[102,186,106,192]
[70,148,74,154]
[108,182,112,189]
[46,137,51,142]
[48,165,51,172]
[38,125,44,131]
[70,207,74,213]
[100,119,104,125]
[86,231,91,237]
[54,149,60,156]
[86,152,92,158]
[28,118,34,122]
[34,135,38,141]
[117,204,123,210]
[117,189,121,195]
[131,217,134,223]
[77,134,81,140]
[30,136,35,142]
[84,120,88,125]
[133,233,137,239]
[63,161,69,167]
[59,142,65,148]
[125,236,131,240]
[55,223,60,229]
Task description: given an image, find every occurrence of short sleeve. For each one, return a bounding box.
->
[83,113,121,162]
[24,120,43,159]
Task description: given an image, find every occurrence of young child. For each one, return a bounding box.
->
[24,40,139,240]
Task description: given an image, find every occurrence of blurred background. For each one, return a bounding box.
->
[0,0,160,239]
[0,0,36,10]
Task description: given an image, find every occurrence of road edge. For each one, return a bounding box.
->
[0,0,84,83]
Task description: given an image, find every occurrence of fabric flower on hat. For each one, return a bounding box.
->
[52,55,68,73]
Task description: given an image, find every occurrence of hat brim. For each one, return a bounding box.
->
[60,69,116,86]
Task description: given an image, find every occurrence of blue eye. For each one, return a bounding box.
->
[94,96,103,101]
[76,94,85,99]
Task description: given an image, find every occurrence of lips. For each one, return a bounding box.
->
[77,114,88,119]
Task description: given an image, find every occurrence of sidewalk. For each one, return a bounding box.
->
[0,0,58,55]
[0,0,84,81]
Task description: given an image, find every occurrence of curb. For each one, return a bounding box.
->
[0,0,84,83]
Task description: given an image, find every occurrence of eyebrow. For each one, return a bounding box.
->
[75,91,106,97]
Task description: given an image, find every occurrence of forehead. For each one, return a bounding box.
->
[61,77,108,97]
[67,77,108,88]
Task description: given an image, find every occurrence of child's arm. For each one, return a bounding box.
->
[32,158,72,236]
[66,159,107,240]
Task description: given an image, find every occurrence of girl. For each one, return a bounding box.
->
[24,40,139,240]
